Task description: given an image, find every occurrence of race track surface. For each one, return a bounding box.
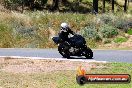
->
[0,48,132,63]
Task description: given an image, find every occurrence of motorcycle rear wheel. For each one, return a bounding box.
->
[84,47,93,59]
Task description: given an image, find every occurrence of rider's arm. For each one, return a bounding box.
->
[67,28,74,35]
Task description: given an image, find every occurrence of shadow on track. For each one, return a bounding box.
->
[64,56,93,59]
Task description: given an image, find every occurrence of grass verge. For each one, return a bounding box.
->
[0,58,131,88]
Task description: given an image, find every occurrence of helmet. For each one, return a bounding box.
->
[61,23,69,29]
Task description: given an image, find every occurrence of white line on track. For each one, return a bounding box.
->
[0,56,107,63]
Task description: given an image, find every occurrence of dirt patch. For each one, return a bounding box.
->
[0,57,106,73]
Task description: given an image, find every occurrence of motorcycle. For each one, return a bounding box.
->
[52,33,93,59]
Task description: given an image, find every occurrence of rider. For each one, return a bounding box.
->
[59,22,74,42]
[58,22,86,48]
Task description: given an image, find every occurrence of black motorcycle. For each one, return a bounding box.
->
[52,33,93,59]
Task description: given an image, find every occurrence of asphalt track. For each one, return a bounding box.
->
[0,48,132,63]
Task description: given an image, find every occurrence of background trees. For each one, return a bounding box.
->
[124,0,128,12]
[1,0,131,13]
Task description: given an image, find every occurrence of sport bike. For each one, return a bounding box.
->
[52,33,93,59]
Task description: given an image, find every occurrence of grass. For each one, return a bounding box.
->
[0,62,132,88]
[0,10,131,48]
[127,29,132,35]
[114,37,128,43]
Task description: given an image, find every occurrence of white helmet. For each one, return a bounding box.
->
[61,23,69,29]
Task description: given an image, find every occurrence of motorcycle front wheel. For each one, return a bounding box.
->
[58,42,70,58]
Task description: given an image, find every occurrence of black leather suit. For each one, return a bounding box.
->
[59,28,74,42]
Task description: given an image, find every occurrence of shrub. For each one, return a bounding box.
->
[99,24,118,38]
[114,37,128,43]
[114,18,132,32]
[86,39,97,48]
[99,14,113,24]
[81,26,101,41]
[15,26,39,38]
[127,20,132,28]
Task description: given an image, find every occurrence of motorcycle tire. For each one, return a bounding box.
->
[58,42,70,58]
[84,47,93,59]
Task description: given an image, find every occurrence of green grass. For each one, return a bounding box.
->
[114,37,128,43]
[127,29,132,35]
[0,62,132,88]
